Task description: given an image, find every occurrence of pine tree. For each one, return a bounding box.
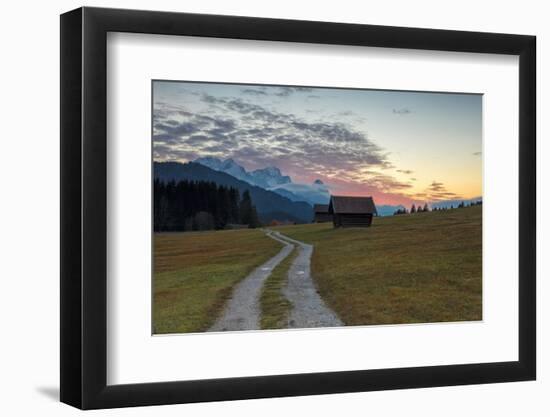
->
[216,185,230,228]
[153,179,246,232]
[410,204,416,214]
[229,188,240,224]
[194,211,215,231]
[240,190,254,226]
[249,205,260,228]
[423,203,429,212]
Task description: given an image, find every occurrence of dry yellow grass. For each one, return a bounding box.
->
[277,205,482,326]
[153,228,282,334]
[260,246,299,329]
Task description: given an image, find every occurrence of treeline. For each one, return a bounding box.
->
[154,179,260,232]
[394,203,429,215]
[394,200,482,216]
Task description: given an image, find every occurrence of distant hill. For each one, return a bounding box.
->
[376,198,482,216]
[155,161,314,223]
[376,205,406,217]
[431,197,482,210]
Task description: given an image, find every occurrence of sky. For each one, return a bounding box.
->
[153,81,482,206]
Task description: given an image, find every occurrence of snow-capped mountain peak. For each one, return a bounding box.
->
[195,157,249,183]
[221,158,236,169]
[195,156,223,170]
[251,166,291,187]
[194,157,290,188]
[193,157,330,205]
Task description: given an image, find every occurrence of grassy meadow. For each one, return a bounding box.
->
[276,205,482,326]
[260,246,299,329]
[153,228,282,334]
[153,205,482,334]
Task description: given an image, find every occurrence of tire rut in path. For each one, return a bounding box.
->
[271,231,343,329]
[208,231,294,332]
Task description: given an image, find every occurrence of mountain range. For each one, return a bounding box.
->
[156,158,480,219]
[195,157,292,188]
[195,157,330,205]
[154,161,314,223]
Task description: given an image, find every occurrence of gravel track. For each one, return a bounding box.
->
[208,231,294,332]
[271,231,343,329]
[209,229,342,332]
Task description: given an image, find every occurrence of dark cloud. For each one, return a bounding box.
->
[153,93,402,191]
[290,121,361,142]
[473,151,481,156]
[397,169,414,175]
[211,118,236,130]
[238,86,315,97]
[155,121,200,136]
[393,108,412,115]
[206,127,234,141]
[153,144,198,162]
[241,88,268,96]
[202,144,230,153]
[201,93,219,104]
[275,86,314,97]
[185,135,210,145]
[338,110,354,116]
[154,110,238,148]
[429,181,445,192]
[411,180,461,202]
[365,175,413,192]
[153,133,180,144]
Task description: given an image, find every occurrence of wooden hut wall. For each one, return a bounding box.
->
[333,213,373,227]
[314,213,333,223]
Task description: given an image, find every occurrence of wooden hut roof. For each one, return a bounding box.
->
[313,204,329,214]
[328,196,377,215]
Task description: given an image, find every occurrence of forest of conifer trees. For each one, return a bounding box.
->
[153,179,261,232]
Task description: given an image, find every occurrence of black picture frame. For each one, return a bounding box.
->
[60,6,536,410]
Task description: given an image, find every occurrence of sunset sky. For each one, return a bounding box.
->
[153,81,482,206]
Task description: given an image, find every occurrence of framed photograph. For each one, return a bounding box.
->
[60,7,536,409]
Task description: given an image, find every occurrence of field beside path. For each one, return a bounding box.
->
[276,205,482,326]
[153,228,282,334]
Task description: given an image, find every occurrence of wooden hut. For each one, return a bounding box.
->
[328,196,377,228]
[313,204,331,223]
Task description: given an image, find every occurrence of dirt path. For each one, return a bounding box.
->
[208,231,294,332]
[271,231,343,329]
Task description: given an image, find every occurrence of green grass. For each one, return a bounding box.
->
[153,228,282,334]
[260,245,299,329]
[276,205,482,326]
